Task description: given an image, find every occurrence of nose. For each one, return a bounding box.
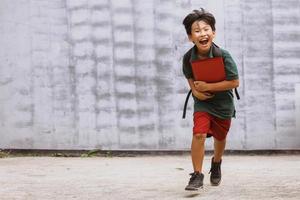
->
[199,30,206,36]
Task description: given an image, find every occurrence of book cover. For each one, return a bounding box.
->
[191,57,226,83]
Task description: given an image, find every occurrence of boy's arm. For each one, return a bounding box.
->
[194,79,239,92]
[188,79,214,100]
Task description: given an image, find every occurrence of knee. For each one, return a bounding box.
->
[193,133,207,143]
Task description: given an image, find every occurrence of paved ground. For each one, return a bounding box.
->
[0,155,300,200]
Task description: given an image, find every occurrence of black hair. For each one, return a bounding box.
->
[182,8,216,35]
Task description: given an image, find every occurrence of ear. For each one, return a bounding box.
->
[188,34,193,42]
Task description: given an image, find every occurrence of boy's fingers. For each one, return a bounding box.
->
[204,92,214,96]
[205,94,214,98]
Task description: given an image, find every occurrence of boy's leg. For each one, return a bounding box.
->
[185,133,206,190]
[191,133,207,172]
[210,117,231,186]
[209,138,226,186]
[211,116,231,162]
[185,112,210,191]
[213,138,226,162]
[191,112,211,172]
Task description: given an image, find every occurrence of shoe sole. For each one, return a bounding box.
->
[185,186,203,191]
[210,180,221,186]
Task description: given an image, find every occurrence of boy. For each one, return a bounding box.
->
[182,8,239,190]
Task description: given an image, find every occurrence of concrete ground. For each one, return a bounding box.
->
[0,155,300,200]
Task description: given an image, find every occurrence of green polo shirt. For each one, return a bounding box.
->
[182,45,239,119]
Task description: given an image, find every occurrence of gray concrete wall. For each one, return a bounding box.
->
[0,0,299,150]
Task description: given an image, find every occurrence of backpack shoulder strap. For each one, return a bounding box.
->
[183,47,193,66]
[212,43,222,57]
[182,89,192,119]
[182,47,193,119]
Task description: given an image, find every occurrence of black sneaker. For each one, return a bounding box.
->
[185,172,204,191]
[209,157,222,186]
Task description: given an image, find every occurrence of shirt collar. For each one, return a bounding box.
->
[190,45,214,62]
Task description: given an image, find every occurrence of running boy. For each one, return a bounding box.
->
[182,8,239,190]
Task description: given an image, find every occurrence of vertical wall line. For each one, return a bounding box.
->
[240,0,247,149]
[65,0,79,146]
[108,0,120,147]
[270,0,278,147]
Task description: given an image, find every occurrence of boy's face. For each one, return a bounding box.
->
[188,20,215,55]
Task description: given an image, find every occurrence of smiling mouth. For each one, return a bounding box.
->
[199,39,209,45]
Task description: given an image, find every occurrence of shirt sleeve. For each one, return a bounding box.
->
[182,53,193,79]
[221,49,239,80]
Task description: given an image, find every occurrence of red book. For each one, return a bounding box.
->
[191,57,226,83]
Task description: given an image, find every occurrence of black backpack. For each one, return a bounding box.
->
[182,43,240,119]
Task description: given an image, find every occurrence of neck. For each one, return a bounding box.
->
[197,50,209,59]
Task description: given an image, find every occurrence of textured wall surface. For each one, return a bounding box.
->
[0,0,300,150]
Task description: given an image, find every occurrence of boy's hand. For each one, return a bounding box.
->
[192,89,214,101]
[194,81,210,92]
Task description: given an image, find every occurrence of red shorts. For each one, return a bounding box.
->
[193,112,231,141]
